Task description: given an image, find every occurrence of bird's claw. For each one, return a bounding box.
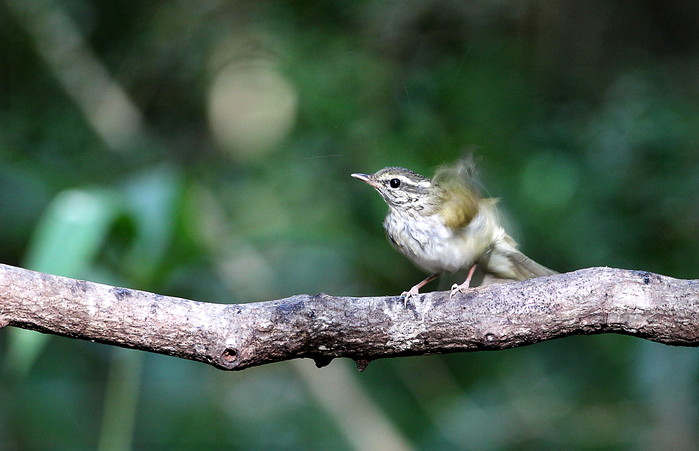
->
[400,287,420,307]
[449,282,470,300]
[450,265,476,300]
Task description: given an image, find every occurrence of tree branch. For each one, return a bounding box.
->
[0,264,697,371]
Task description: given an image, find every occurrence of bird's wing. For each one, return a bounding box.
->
[432,156,482,229]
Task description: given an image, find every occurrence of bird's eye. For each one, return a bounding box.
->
[389,178,401,188]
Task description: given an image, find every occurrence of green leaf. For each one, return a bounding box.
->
[7,188,121,376]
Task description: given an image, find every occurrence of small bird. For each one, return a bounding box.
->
[351,158,556,300]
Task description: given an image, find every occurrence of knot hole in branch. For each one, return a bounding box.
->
[220,348,238,368]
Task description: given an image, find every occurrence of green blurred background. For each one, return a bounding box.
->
[2,1,698,449]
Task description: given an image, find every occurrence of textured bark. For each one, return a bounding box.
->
[0,263,697,371]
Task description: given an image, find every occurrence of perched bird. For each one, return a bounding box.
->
[351,158,556,300]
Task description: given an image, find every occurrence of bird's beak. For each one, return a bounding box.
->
[351,173,379,188]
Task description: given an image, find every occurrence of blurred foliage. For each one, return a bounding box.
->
[1,1,699,449]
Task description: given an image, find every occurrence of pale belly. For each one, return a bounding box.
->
[384,208,500,274]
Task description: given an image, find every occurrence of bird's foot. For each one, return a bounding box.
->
[400,273,439,307]
[400,286,421,307]
[449,265,477,300]
[449,281,471,300]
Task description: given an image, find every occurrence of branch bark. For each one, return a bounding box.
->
[0,263,697,371]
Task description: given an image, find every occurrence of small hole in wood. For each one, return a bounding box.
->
[221,348,238,363]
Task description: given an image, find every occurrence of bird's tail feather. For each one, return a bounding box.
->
[504,248,557,280]
[481,238,557,281]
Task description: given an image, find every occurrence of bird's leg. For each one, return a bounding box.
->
[450,264,477,300]
[401,273,439,306]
